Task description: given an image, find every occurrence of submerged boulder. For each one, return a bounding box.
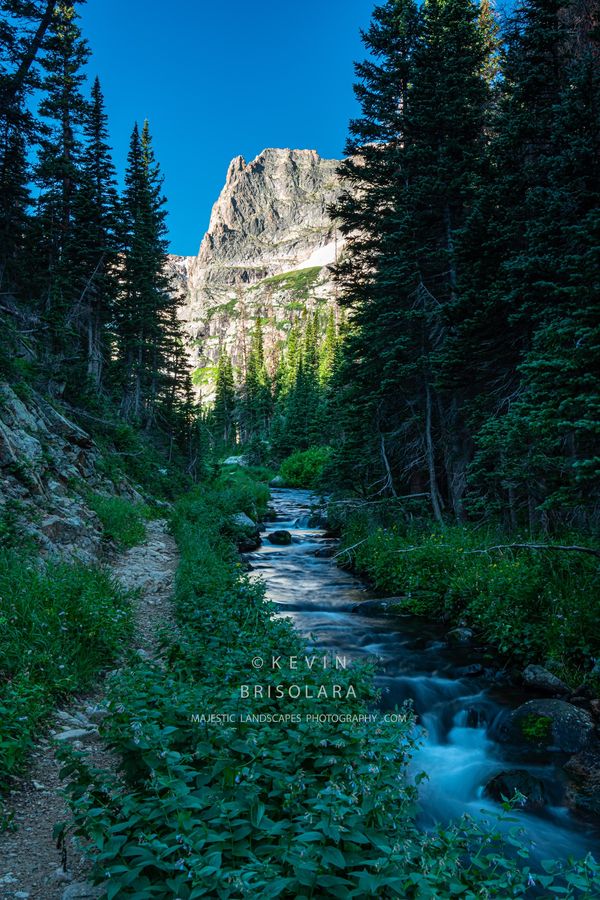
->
[267,530,292,545]
[500,699,595,753]
[314,545,336,558]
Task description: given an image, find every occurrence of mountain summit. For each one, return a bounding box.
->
[171,148,343,397]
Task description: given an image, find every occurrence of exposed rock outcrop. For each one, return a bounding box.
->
[0,381,144,562]
[0,383,104,562]
[170,148,344,400]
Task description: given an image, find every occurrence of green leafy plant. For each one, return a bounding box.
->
[88,494,150,549]
[0,553,132,782]
[521,713,552,743]
[280,446,333,490]
[337,516,600,686]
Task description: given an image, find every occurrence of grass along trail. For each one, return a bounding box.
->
[0,519,178,900]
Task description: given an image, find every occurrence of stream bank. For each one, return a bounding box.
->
[248,488,600,864]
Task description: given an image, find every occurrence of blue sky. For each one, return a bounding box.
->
[81,0,373,255]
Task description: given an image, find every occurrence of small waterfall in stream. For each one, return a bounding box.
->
[247,488,599,863]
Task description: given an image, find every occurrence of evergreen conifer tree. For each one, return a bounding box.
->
[30,0,89,350]
[213,350,237,446]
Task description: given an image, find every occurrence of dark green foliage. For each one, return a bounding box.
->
[0,0,201,472]
[280,446,333,489]
[87,494,149,549]
[58,473,600,897]
[0,552,132,781]
[337,511,600,683]
[328,0,600,530]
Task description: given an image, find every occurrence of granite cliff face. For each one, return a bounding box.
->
[171,148,344,398]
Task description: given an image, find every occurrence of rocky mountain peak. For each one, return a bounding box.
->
[173,148,344,399]
[195,147,342,275]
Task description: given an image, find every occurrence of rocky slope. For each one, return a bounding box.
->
[0,381,146,563]
[170,148,344,399]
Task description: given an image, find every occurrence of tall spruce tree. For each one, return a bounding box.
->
[68,76,119,387]
[213,350,236,446]
[466,0,600,528]
[0,1,58,291]
[117,119,175,425]
[242,316,272,440]
[30,0,89,352]
[332,0,492,514]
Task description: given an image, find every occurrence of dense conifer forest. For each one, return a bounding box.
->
[1,0,599,897]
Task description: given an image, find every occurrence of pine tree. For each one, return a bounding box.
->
[213,350,236,446]
[30,0,89,348]
[68,76,119,387]
[466,0,600,528]
[332,0,492,516]
[0,2,58,290]
[242,316,272,439]
[318,307,338,386]
[117,119,176,426]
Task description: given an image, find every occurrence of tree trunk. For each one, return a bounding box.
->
[425,379,444,524]
[2,1,58,108]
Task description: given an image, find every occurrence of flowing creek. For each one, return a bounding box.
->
[248,488,599,863]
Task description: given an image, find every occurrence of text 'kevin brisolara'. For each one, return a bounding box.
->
[190,712,411,725]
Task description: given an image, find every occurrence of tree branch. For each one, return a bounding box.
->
[465,543,600,560]
[333,539,368,560]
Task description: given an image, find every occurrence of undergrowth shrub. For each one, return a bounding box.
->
[280,446,332,490]
[88,494,150,548]
[339,515,600,683]
[0,554,132,782]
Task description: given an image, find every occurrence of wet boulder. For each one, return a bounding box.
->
[484,769,547,810]
[308,512,329,529]
[446,626,474,645]
[500,699,595,753]
[270,475,285,487]
[565,749,600,817]
[238,535,261,552]
[232,512,257,530]
[522,664,569,696]
[456,663,484,678]
[352,597,407,616]
[229,512,261,552]
[267,530,292,546]
[314,545,336,559]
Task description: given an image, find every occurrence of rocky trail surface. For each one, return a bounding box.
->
[0,520,178,900]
